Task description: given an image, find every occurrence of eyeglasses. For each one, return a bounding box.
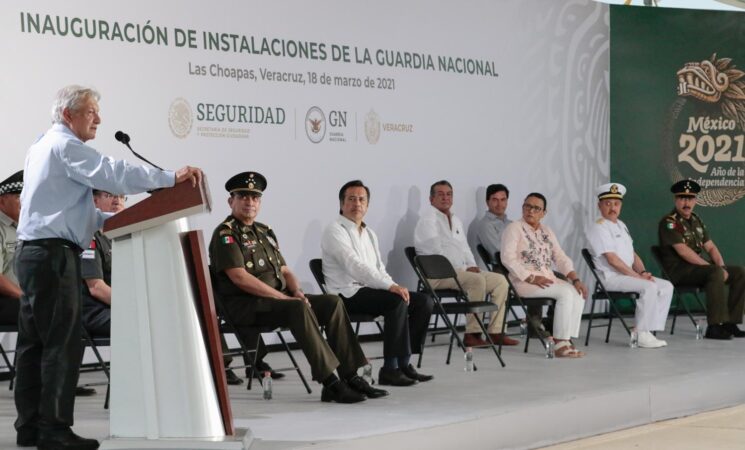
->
[522,204,543,212]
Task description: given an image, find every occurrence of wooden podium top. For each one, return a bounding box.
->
[104,176,212,239]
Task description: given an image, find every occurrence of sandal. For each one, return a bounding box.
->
[554,340,584,358]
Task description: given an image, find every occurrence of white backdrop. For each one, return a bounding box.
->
[0,0,609,297]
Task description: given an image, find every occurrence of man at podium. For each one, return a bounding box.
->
[209,171,388,404]
[15,85,203,450]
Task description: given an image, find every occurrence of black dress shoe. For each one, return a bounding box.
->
[37,429,99,450]
[725,323,745,338]
[75,386,97,396]
[321,380,366,403]
[705,324,733,340]
[378,367,416,386]
[251,361,286,380]
[346,375,389,398]
[225,369,244,385]
[16,425,38,447]
[400,364,434,382]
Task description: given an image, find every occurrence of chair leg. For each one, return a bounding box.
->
[430,314,440,343]
[475,315,505,368]
[354,321,361,336]
[446,313,459,365]
[104,383,110,410]
[277,332,312,394]
[0,343,15,390]
[670,293,680,335]
[584,298,597,346]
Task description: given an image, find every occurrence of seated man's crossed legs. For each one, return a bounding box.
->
[429,270,517,347]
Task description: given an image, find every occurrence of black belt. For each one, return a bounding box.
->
[20,238,83,254]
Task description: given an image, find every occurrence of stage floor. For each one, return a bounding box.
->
[1,319,745,450]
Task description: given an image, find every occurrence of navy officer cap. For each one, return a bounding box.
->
[0,170,23,195]
[670,179,700,197]
[225,171,267,196]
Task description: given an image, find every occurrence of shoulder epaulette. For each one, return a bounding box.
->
[595,218,605,224]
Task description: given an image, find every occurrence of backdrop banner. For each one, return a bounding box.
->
[0,1,608,318]
[610,5,745,268]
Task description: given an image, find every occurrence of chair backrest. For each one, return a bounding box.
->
[581,248,604,292]
[415,254,458,280]
[649,245,672,280]
[308,258,328,294]
[404,246,417,269]
[476,244,495,271]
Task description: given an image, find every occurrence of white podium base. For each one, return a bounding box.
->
[100,428,253,450]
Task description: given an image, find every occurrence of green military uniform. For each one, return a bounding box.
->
[658,209,745,325]
[209,214,366,382]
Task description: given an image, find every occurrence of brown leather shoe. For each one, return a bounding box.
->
[463,333,489,347]
[489,333,519,346]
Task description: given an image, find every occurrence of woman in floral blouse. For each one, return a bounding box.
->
[500,193,589,358]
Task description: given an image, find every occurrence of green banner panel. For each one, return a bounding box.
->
[610,5,745,272]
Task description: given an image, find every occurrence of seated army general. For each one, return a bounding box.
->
[658,179,745,340]
[321,180,434,386]
[209,171,387,403]
[587,183,672,348]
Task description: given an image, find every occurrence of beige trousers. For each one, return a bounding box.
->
[430,269,509,333]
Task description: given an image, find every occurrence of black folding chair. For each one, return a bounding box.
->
[581,248,640,346]
[0,324,17,390]
[650,245,706,334]
[80,328,111,409]
[209,267,312,394]
[404,246,461,367]
[308,258,384,336]
[413,254,505,368]
[477,245,556,354]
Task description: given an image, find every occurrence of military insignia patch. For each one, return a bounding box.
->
[219,229,232,236]
[221,236,236,244]
[258,258,265,267]
[666,222,675,230]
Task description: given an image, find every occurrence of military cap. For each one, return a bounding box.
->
[596,182,626,201]
[225,171,267,196]
[670,179,700,197]
[0,170,23,195]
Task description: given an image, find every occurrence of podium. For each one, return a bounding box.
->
[100,179,252,450]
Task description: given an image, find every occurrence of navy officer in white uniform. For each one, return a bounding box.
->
[587,183,673,349]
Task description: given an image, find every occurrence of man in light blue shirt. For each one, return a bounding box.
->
[474,183,512,257]
[14,85,202,450]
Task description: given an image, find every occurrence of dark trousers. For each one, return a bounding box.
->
[0,295,20,325]
[342,288,433,357]
[223,293,367,381]
[82,305,110,338]
[670,264,745,325]
[14,241,82,434]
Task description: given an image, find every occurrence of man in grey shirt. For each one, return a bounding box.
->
[474,184,511,257]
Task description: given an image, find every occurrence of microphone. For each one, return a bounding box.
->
[114,130,163,171]
[114,131,130,145]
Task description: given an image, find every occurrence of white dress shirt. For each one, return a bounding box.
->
[321,215,395,298]
[18,124,175,249]
[414,205,476,270]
